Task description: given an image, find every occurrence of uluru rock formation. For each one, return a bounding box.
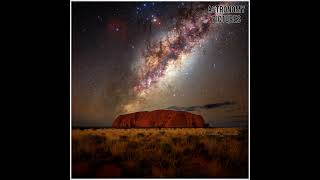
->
[112,110,205,128]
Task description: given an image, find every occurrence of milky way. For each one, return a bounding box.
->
[133,3,220,95]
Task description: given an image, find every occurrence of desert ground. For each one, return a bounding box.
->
[72,128,248,178]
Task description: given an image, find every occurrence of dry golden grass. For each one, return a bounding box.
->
[72,128,248,178]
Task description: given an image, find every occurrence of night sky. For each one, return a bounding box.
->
[72,2,248,127]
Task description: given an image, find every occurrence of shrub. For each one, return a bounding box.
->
[79,150,92,161]
[127,141,139,149]
[137,133,145,138]
[187,135,200,144]
[193,142,206,153]
[110,141,128,157]
[183,148,192,156]
[160,142,172,153]
[84,134,106,144]
[207,134,216,140]
[171,137,182,144]
[120,135,128,140]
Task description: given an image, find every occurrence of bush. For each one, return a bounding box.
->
[187,135,200,144]
[183,148,192,156]
[194,142,206,152]
[137,133,145,138]
[160,142,172,153]
[79,150,92,161]
[159,160,170,168]
[171,137,182,144]
[120,135,128,140]
[128,141,138,149]
[206,134,216,139]
[87,135,106,144]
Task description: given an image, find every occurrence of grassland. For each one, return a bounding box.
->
[72,128,248,178]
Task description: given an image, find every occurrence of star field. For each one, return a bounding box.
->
[72,2,248,127]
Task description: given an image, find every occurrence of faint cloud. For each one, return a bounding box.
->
[166,101,235,112]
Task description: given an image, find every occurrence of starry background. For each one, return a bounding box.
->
[72,2,248,127]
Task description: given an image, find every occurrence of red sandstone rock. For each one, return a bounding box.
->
[112,110,205,128]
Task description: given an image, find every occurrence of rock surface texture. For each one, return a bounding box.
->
[112,110,205,128]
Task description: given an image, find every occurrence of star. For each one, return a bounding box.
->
[81,27,87,32]
[97,15,103,22]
